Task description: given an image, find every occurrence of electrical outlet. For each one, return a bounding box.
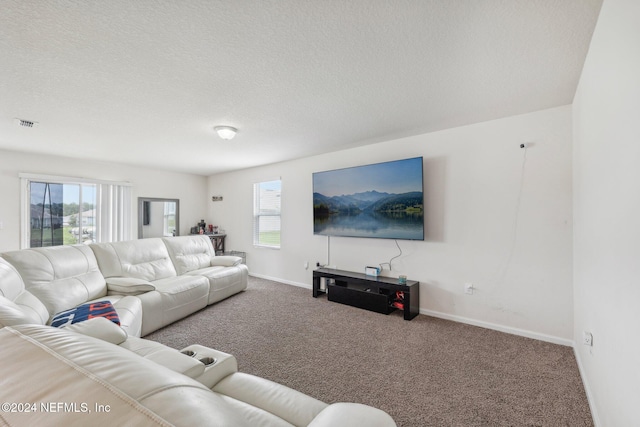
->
[464,283,474,295]
[583,331,593,346]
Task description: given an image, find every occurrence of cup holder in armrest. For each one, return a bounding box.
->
[181,350,196,357]
[179,345,237,388]
[199,356,217,366]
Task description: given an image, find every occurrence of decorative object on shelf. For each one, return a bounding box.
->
[392,291,405,310]
[398,275,407,284]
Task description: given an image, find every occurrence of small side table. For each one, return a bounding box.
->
[192,233,226,254]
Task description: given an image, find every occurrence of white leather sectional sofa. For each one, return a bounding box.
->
[0,235,397,426]
[0,320,396,426]
[0,234,248,336]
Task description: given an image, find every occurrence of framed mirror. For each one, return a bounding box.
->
[138,197,180,238]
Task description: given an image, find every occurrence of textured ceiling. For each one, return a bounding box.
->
[0,0,602,176]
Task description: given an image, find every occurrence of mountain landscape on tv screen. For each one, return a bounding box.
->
[313,190,423,215]
[313,190,424,240]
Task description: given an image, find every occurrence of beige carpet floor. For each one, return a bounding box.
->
[145,276,593,427]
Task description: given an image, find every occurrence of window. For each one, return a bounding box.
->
[163,201,177,236]
[21,174,132,248]
[253,179,281,248]
[27,181,96,247]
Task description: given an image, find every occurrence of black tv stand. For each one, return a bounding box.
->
[312,268,419,320]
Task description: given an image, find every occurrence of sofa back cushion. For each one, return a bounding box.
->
[162,235,215,275]
[1,245,106,318]
[91,238,177,281]
[0,257,49,326]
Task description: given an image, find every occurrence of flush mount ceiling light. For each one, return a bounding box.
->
[214,126,237,140]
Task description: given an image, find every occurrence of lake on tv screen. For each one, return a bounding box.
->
[314,211,423,240]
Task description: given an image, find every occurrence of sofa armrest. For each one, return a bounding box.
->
[106,277,156,295]
[212,372,327,426]
[210,256,242,267]
[308,403,397,427]
[119,337,206,379]
[63,317,128,345]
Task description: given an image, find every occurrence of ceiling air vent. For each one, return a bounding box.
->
[14,118,38,128]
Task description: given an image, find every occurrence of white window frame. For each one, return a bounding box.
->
[163,201,177,237]
[253,179,281,249]
[20,173,133,249]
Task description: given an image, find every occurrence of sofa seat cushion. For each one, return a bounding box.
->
[0,324,256,427]
[187,264,249,305]
[50,300,120,328]
[106,277,156,295]
[136,275,209,336]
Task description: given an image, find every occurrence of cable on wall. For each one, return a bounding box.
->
[379,239,403,271]
[494,143,529,284]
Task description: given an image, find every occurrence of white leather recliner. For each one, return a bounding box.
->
[162,235,249,304]
[91,237,212,335]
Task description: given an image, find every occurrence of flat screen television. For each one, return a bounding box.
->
[313,157,424,240]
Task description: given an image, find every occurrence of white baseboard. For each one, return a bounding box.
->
[573,346,600,426]
[421,308,574,347]
[249,272,311,289]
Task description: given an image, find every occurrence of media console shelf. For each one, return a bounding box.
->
[312,268,419,320]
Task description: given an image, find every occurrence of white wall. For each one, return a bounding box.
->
[573,0,640,425]
[0,148,208,252]
[209,105,574,343]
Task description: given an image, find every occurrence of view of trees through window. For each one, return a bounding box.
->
[29,181,97,247]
